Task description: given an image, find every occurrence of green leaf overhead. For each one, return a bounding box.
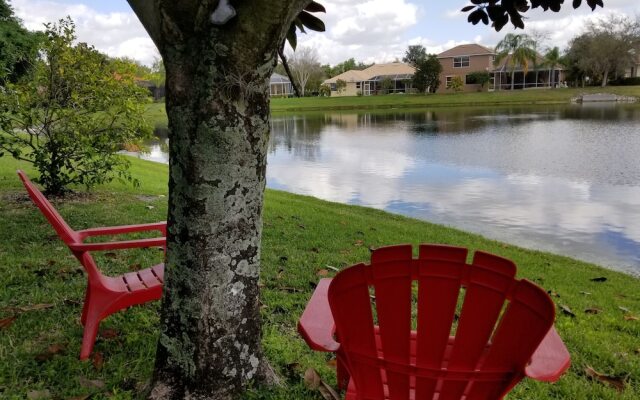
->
[286,1,326,51]
[461,0,605,31]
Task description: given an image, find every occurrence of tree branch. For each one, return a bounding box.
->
[278,49,301,97]
[127,0,166,51]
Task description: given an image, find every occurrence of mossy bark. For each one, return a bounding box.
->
[127,1,309,398]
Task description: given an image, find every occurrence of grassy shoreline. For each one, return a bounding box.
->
[1,156,639,399]
[144,86,640,128]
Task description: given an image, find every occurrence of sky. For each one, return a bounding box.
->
[10,0,640,66]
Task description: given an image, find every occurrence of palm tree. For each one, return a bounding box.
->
[544,47,562,88]
[494,33,537,90]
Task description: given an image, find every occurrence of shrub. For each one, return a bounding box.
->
[0,18,150,195]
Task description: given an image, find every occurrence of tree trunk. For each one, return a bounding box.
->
[511,70,515,90]
[127,1,309,398]
[602,69,609,87]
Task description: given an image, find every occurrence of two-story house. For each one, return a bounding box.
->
[436,44,495,93]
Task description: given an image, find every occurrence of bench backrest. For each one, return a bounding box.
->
[328,244,555,399]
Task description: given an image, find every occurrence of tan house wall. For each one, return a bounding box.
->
[437,54,494,93]
[331,82,360,97]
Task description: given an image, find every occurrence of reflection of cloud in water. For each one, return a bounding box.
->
[268,107,640,273]
[269,156,640,273]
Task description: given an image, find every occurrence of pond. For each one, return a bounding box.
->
[137,104,640,275]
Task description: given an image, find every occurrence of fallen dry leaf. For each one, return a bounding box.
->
[547,290,560,298]
[20,303,55,312]
[584,366,626,392]
[27,390,51,399]
[316,269,329,277]
[35,343,66,362]
[277,286,302,293]
[580,291,592,295]
[584,308,602,314]
[618,306,631,313]
[103,252,117,259]
[0,315,17,330]
[2,303,55,314]
[91,351,104,371]
[128,263,142,271]
[303,368,321,390]
[99,328,119,339]
[326,359,337,369]
[559,304,576,318]
[276,269,284,280]
[354,240,364,247]
[303,368,340,400]
[318,381,341,400]
[67,395,92,400]
[623,315,639,321]
[326,265,339,272]
[79,377,106,390]
[590,277,607,282]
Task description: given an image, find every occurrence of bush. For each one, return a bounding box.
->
[611,76,640,86]
[466,71,491,90]
[0,18,150,195]
[318,84,331,97]
[447,76,464,92]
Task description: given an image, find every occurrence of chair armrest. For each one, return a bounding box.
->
[77,222,167,239]
[298,278,340,352]
[69,237,166,252]
[525,326,571,382]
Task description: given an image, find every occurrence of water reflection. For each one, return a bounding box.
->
[267,105,640,274]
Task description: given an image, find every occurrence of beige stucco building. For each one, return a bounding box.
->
[436,44,496,93]
[323,62,415,97]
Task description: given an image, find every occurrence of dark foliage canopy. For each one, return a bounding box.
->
[0,0,42,84]
[462,0,605,31]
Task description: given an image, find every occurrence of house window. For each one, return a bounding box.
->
[453,56,470,68]
[356,82,361,89]
[446,76,453,86]
[465,74,476,85]
[330,83,337,91]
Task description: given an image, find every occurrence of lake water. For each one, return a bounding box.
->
[137,104,640,275]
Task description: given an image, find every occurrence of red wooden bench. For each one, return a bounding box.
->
[299,244,570,399]
[18,170,166,360]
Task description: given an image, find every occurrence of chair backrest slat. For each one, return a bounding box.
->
[465,280,555,399]
[370,245,413,399]
[438,251,516,399]
[414,244,468,400]
[17,171,78,244]
[329,263,385,399]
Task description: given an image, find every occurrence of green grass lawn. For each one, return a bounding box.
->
[1,156,639,399]
[145,86,640,128]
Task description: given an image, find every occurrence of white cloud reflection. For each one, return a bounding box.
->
[267,112,640,273]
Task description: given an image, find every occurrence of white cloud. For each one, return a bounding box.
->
[295,0,421,64]
[12,0,159,65]
[10,0,639,66]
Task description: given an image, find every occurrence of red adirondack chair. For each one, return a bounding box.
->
[299,244,570,399]
[17,170,166,360]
